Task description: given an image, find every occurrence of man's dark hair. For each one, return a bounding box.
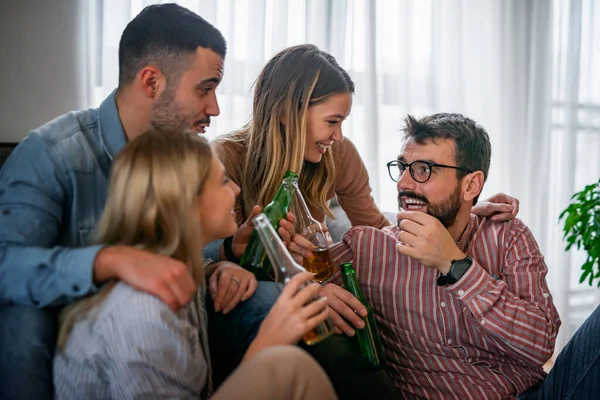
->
[118,3,226,88]
[402,113,492,203]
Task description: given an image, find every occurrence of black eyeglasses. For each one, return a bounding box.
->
[386,160,473,183]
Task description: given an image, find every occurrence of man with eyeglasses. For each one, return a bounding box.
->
[312,113,600,398]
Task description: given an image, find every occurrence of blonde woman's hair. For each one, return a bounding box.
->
[57,130,213,350]
[234,44,355,219]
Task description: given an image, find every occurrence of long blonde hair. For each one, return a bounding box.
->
[234,44,355,219]
[57,130,213,350]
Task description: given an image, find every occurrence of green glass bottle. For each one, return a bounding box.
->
[240,171,297,280]
[340,262,385,371]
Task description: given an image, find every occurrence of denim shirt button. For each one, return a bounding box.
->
[2,209,9,215]
[72,284,80,292]
[32,298,40,305]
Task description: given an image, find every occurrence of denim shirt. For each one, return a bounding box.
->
[0,90,221,307]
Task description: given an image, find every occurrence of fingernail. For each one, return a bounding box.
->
[357,320,365,328]
[346,329,355,336]
[508,205,514,210]
[360,308,368,316]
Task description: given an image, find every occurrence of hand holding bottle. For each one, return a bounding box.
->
[243,272,329,360]
[228,205,297,260]
[319,283,368,336]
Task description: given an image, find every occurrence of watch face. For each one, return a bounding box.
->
[450,257,473,282]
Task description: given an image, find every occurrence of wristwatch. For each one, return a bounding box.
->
[437,256,473,286]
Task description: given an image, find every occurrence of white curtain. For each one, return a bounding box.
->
[96,0,600,352]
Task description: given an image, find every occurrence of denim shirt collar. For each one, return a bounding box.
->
[98,89,127,161]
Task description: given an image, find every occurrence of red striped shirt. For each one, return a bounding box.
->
[327,214,561,399]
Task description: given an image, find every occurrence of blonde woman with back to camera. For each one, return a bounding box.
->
[53,130,337,400]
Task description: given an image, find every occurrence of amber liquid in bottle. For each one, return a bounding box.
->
[303,247,335,282]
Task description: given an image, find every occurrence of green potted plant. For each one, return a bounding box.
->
[559,179,600,286]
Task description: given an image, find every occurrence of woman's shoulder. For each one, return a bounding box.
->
[97,283,191,329]
[211,132,247,154]
[332,137,364,180]
[332,137,361,164]
[211,132,248,175]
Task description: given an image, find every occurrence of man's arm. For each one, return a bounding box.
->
[0,135,102,306]
[0,136,197,310]
[446,221,561,366]
[397,210,560,367]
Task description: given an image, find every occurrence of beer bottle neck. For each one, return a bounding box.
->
[267,175,296,212]
[253,213,306,282]
[341,264,365,302]
[292,182,313,220]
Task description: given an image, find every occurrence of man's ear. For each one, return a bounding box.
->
[139,66,165,99]
[463,171,485,203]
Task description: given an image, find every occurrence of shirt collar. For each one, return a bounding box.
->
[456,214,478,251]
[98,89,127,161]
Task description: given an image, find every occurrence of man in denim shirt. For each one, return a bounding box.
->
[0,5,281,398]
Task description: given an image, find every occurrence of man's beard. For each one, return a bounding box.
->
[398,184,462,228]
[151,88,208,134]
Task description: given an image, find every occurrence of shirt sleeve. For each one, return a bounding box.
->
[0,135,101,307]
[447,220,561,366]
[334,138,391,229]
[104,297,207,400]
[324,228,357,286]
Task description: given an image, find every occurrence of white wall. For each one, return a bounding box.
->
[0,0,89,142]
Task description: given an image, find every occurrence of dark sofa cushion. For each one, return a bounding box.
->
[0,143,18,169]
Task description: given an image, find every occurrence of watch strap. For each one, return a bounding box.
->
[437,256,473,286]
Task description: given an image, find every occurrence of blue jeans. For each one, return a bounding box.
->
[520,304,600,400]
[0,305,57,400]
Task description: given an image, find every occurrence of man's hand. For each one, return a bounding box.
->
[472,192,519,221]
[230,205,298,259]
[93,246,197,311]
[320,283,367,336]
[208,261,257,314]
[396,210,465,273]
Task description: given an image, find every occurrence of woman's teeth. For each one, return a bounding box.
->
[317,143,330,152]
